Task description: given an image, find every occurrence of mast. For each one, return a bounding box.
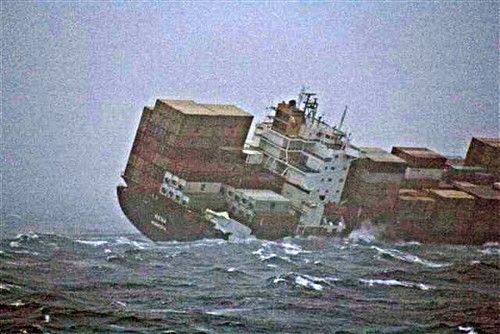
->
[338,105,348,131]
[299,91,318,121]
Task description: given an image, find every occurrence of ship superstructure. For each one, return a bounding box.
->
[252,91,357,231]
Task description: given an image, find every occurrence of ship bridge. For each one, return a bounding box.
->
[251,91,358,226]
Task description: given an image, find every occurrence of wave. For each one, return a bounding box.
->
[458,325,478,334]
[14,232,40,241]
[371,246,450,268]
[478,245,500,256]
[0,283,21,292]
[360,278,434,290]
[156,238,226,250]
[295,275,323,291]
[205,308,253,316]
[261,241,308,255]
[75,240,109,247]
[252,240,309,265]
[252,248,292,264]
[347,221,376,244]
[395,241,422,247]
[482,241,499,247]
[269,272,338,291]
[114,236,150,249]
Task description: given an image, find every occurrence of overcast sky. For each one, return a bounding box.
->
[2,2,498,235]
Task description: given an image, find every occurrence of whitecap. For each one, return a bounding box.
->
[15,232,39,240]
[252,248,265,256]
[348,221,376,243]
[113,300,127,308]
[10,300,25,307]
[9,241,20,248]
[371,246,450,268]
[482,241,499,247]
[395,241,421,247]
[166,251,183,259]
[273,277,288,284]
[228,235,258,243]
[253,249,290,262]
[205,308,252,316]
[295,275,323,291]
[478,247,500,256]
[114,236,149,249]
[302,274,338,286]
[0,283,20,291]
[13,250,40,256]
[260,253,278,261]
[149,308,188,314]
[458,326,478,334]
[360,278,434,290]
[253,245,296,263]
[75,240,108,247]
[280,242,304,255]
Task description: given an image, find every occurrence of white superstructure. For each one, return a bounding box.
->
[252,91,358,226]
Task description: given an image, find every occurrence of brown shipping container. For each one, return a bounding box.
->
[391,147,447,169]
[464,137,500,178]
[427,189,475,242]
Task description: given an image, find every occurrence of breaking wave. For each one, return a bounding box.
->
[1,232,498,333]
[371,245,450,268]
[347,221,376,243]
[360,278,434,290]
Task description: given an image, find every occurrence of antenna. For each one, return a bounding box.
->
[339,105,348,131]
[300,91,318,120]
[297,86,307,107]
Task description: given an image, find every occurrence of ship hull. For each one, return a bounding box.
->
[117,186,350,242]
[117,186,224,242]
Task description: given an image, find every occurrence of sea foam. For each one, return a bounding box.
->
[371,246,450,268]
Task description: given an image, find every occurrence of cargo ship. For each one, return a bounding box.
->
[118,91,499,244]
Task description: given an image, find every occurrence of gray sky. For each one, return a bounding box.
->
[2,2,498,235]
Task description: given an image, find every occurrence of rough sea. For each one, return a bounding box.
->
[1,229,499,334]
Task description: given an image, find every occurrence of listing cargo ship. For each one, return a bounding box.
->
[118,91,499,244]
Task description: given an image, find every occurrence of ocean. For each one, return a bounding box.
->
[1,230,498,333]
